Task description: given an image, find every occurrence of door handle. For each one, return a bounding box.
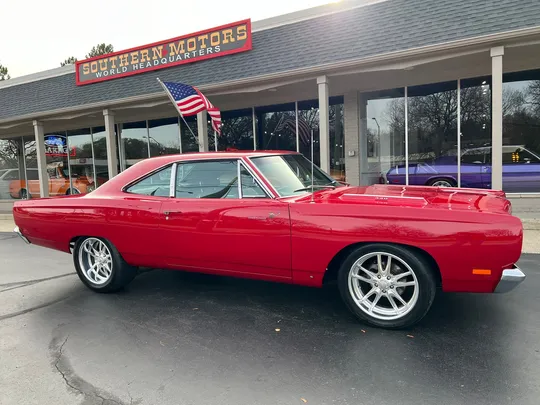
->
[163,210,182,215]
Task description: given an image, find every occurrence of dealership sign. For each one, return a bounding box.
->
[44,135,76,157]
[75,19,252,86]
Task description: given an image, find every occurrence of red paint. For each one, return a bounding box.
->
[12,151,523,294]
[75,19,252,86]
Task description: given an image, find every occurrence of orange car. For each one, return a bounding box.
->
[9,164,104,199]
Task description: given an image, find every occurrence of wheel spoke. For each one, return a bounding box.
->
[395,271,412,280]
[388,294,400,311]
[352,274,374,284]
[369,292,382,313]
[377,255,384,273]
[384,256,392,275]
[394,281,415,288]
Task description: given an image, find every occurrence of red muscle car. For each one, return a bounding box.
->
[12,151,526,329]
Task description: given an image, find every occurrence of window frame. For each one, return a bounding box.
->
[121,157,274,200]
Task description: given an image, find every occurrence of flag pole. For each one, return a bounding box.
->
[156,78,201,149]
[214,130,218,151]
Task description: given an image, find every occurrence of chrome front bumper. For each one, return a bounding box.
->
[13,226,30,244]
[494,265,526,293]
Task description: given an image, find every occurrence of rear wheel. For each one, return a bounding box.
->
[337,244,436,329]
[427,178,455,187]
[73,237,137,293]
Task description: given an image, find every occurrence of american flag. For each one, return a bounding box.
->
[274,115,313,145]
[161,81,222,134]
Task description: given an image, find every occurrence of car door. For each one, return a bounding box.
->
[159,158,292,281]
[105,163,173,268]
[501,146,540,192]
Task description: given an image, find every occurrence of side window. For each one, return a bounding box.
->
[461,149,485,164]
[175,160,238,199]
[504,147,540,164]
[174,160,268,199]
[225,166,268,199]
[125,165,172,197]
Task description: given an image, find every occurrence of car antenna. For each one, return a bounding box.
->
[310,128,315,204]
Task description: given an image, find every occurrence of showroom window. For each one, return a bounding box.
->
[364,88,406,186]
[148,117,181,157]
[255,103,297,152]
[502,69,540,193]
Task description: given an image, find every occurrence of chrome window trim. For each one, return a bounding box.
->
[237,160,243,198]
[169,162,177,198]
[238,159,275,199]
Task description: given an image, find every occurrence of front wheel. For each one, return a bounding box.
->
[73,237,137,293]
[337,244,436,329]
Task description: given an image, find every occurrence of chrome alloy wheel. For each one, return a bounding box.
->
[348,252,419,321]
[431,179,453,187]
[78,238,113,285]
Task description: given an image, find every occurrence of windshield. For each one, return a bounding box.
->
[250,154,337,197]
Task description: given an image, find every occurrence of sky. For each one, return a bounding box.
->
[1,0,340,78]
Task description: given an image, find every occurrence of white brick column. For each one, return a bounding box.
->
[103,109,118,178]
[197,112,209,152]
[491,46,504,190]
[32,120,49,198]
[317,75,330,173]
[343,91,360,185]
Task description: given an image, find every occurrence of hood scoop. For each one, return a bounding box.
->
[339,193,428,208]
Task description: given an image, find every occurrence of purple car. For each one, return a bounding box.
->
[383,146,540,193]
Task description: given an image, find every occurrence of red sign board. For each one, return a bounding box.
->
[75,19,252,86]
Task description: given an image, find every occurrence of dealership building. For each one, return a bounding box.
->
[1,0,540,203]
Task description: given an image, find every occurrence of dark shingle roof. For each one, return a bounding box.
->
[1,0,540,121]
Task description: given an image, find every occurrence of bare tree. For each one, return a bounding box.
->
[0,62,9,80]
[85,44,114,58]
[61,56,78,66]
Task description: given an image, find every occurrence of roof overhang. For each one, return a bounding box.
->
[2,24,540,128]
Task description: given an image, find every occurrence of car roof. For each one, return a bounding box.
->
[140,150,301,165]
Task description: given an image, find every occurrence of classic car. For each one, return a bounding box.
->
[10,162,106,199]
[12,151,525,329]
[383,145,540,192]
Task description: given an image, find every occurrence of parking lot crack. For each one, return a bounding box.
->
[50,334,134,405]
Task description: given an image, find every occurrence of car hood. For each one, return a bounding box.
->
[293,184,512,214]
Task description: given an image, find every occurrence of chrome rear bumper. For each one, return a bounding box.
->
[494,265,526,293]
[13,226,30,244]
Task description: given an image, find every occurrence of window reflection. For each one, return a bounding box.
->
[121,121,148,168]
[256,103,297,151]
[180,115,199,153]
[502,69,540,192]
[407,81,459,187]
[297,100,320,166]
[148,118,181,157]
[67,128,97,194]
[0,139,23,200]
[365,88,406,186]
[330,101,345,181]
[218,108,254,151]
[460,77,492,188]
[91,126,110,185]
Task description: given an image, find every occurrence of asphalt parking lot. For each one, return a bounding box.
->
[1,233,539,405]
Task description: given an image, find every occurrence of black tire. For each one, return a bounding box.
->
[427,177,456,187]
[337,243,436,329]
[73,236,137,293]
